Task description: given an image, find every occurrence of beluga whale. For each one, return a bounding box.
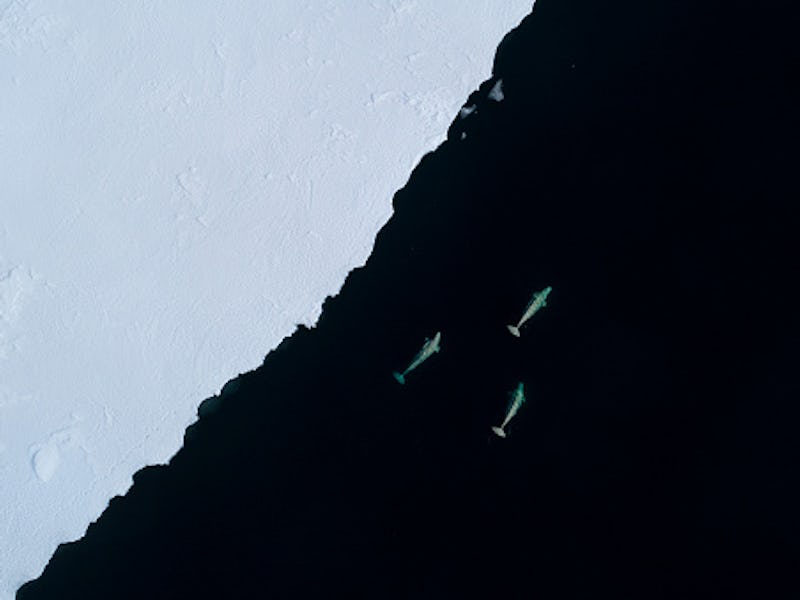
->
[492,382,526,438]
[392,331,442,385]
[507,285,552,337]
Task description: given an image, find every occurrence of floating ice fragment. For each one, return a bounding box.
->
[459,104,477,118]
[488,79,504,102]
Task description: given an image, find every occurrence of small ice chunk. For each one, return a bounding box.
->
[488,79,504,102]
[32,444,61,482]
[459,104,477,118]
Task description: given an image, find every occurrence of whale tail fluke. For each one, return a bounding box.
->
[491,426,507,438]
[506,325,520,337]
[392,371,406,385]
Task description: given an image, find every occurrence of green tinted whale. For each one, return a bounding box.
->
[392,331,441,384]
[507,286,552,337]
[492,382,526,438]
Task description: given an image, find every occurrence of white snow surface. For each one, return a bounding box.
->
[0,1,531,596]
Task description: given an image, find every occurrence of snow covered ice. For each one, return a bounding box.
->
[0,1,531,597]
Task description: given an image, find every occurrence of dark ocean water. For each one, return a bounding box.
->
[18,1,798,598]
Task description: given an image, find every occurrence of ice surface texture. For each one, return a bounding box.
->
[0,1,531,597]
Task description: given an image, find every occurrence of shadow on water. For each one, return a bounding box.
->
[19,0,799,598]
